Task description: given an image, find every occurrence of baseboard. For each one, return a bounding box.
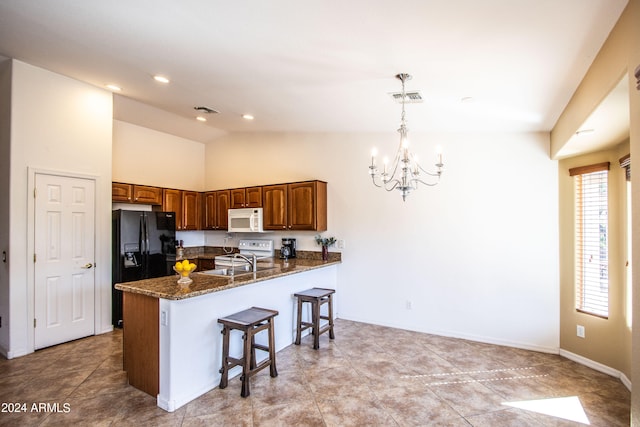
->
[2,347,31,360]
[98,325,114,334]
[336,315,559,354]
[559,349,632,391]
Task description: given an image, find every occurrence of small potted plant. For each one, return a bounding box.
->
[315,235,336,261]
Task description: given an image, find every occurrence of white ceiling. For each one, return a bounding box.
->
[0,0,629,145]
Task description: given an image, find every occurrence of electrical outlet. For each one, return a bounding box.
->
[161,311,168,326]
[337,239,345,249]
[406,300,412,310]
[577,325,585,338]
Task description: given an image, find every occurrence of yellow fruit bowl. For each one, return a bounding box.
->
[173,259,197,285]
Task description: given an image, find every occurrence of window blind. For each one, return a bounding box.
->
[619,153,630,181]
[570,163,609,318]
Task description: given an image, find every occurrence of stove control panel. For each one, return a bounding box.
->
[238,239,274,257]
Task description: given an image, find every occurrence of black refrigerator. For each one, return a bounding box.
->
[112,210,176,327]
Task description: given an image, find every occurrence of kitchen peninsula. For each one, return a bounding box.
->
[115,256,340,412]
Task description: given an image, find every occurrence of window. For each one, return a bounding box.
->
[570,162,610,318]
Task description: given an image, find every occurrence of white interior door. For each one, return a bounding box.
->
[34,173,96,349]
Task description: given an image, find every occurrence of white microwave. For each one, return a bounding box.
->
[228,208,265,233]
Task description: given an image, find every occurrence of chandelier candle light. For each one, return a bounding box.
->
[368,73,444,201]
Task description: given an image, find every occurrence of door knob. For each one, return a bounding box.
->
[82,263,93,269]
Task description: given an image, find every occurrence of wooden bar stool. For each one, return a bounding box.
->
[294,288,335,350]
[218,307,278,397]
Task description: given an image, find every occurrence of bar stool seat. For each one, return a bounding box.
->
[218,307,278,397]
[294,288,335,349]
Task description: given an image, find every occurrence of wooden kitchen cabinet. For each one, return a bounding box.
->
[288,180,327,231]
[202,192,216,230]
[202,190,230,230]
[263,184,288,230]
[163,189,201,230]
[123,292,159,397]
[112,183,162,205]
[182,191,201,230]
[263,181,327,231]
[215,190,230,230]
[246,187,263,207]
[230,186,262,208]
[163,189,183,229]
[112,182,133,202]
[230,188,246,209]
[195,258,215,272]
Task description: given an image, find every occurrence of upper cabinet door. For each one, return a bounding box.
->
[202,192,217,230]
[230,188,246,209]
[262,185,287,230]
[245,186,263,208]
[182,191,201,230]
[163,189,183,230]
[112,182,133,203]
[288,181,327,231]
[215,190,230,230]
[132,185,163,205]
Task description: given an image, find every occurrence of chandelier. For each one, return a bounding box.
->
[368,73,444,201]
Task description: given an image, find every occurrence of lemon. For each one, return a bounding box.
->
[175,262,183,272]
[182,259,190,268]
[189,263,196,270]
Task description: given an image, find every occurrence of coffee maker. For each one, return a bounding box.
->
[280,238,296,259]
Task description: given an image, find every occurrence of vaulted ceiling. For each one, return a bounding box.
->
[0,1,629,145]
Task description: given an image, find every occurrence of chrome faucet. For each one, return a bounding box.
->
[231,253,257,274]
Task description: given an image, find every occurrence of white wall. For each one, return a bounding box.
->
[113,120,205,191]
[5,60,113,357]
[112,120,208,247]
[204,131,560,351]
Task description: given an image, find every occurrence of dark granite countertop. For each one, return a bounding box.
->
[115,257,341,301]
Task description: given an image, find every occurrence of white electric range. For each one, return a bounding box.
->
[214,239,274,269]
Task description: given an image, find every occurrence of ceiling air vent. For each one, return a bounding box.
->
[389,91,423,103]
[194,106,219,114]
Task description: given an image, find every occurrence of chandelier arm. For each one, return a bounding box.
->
[371,172,405,191]
[415,162,443,177]
[409,177,441,187]
[370,177,384,188]
[383,179,401,192]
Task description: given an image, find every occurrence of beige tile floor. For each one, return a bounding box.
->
[0,319,630,426]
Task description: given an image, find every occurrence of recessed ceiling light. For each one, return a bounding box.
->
[153,75,170,84]
[105,84,122,92]
[461,96,474,104]
[196,116,207,122]
[242,114,254,120]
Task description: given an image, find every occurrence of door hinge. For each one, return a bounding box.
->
[34,318,36,328]
[34,253,36,263]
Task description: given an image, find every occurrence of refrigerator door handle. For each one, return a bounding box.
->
[139,214,146,253]
[144,215,150,255]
